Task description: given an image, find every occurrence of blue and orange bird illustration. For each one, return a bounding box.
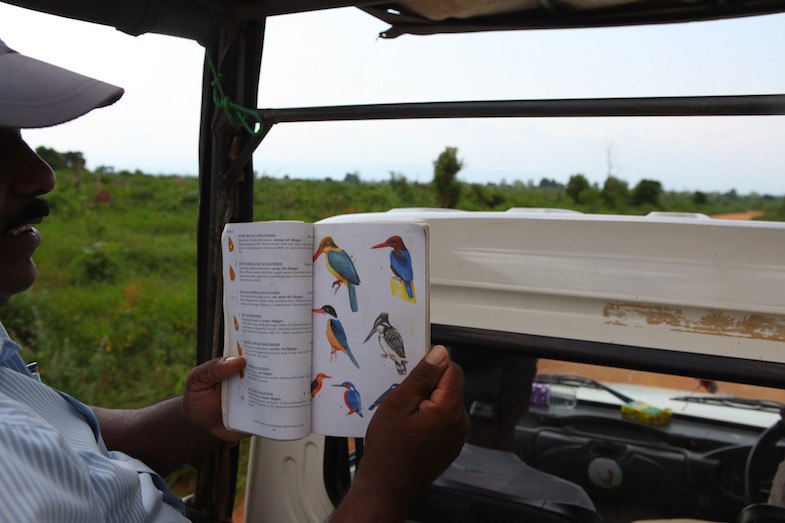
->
[314,236,361,312]
[312,305,361,369]
[332,381,363,417]
[364,312,407,375]
[310,372,332,398]
[369,384,398,411]
[371,235,415,302]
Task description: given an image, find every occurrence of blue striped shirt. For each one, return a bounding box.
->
[0,323,188,522]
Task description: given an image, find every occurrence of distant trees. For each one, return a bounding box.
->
[388,171,413,202]
[538,177,563,189]
[631,179,663,207]
[602,176,630,210]
[343,171,361,184]
[564,174,664,212]
[692,191,708,205]
[35,146,86,187]
[63,151,86,187]
[566,173,603,209]
[31,142,770,219]
[35,146,66,170]
[432,146,463,208]
[566,174,590,203]
[63,151,85,170]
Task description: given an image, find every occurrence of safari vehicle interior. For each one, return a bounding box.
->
[5,0,785,522]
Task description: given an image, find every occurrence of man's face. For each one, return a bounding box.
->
[0,128,55,308]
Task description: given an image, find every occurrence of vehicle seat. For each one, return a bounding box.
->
[408,478,603,523]
[735,503,785,523]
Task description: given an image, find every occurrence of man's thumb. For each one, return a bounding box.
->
[186,356,246,391]
[388,346,449,412]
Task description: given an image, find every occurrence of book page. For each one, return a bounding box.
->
[310,222,429,437]
[221,222,314,440]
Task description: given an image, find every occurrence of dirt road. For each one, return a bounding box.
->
[710,210,764,220]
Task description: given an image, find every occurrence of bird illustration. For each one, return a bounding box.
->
[332,381,363,417]
[371,235,415,301]
[369,384,398,411]
[310,372,332,398]
[314,236,361,312]
[313,305,361,369]
[363,312,407,375]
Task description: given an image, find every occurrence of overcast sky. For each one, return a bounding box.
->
[2,4,784,194]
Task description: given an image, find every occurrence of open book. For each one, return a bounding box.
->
[220,220,429,439]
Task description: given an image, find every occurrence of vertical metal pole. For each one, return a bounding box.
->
[195,18,265,522]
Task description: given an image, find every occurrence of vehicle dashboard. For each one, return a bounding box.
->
[518,401,776,521]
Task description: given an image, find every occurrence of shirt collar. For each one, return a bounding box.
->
[0,322,22,367]
[0,322,34,376]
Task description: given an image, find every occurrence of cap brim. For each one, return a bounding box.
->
[0,40,124,129]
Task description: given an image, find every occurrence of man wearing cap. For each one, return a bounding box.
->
[0,37,468,522]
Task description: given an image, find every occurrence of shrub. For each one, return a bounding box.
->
[70,242,122,283]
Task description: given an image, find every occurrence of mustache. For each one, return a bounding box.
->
[6,199,50,231]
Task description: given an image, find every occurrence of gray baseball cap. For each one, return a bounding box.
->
[0,37,124,128]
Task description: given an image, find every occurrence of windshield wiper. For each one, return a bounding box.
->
[534,374,634,403]
[670,395,785,413]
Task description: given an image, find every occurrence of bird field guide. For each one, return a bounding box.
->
[220,220,429,439]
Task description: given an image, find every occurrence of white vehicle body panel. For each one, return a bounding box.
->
[322,209,785,363]
[243,435,333,523]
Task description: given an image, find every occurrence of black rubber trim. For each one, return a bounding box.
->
[431,324,785,389]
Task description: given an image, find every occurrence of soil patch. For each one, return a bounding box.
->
[710,210,763,220]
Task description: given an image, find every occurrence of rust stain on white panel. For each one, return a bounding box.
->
[603,303,785,343]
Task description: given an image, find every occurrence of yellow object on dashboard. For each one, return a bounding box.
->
[621,400,673,426]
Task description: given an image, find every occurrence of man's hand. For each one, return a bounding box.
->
[94,356,248,475]
[183,356,248,442]
[331,345,469,522]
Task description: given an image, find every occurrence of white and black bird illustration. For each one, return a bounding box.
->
[363,312,407,375]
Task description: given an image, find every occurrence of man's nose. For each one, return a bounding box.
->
[13,142,56,197]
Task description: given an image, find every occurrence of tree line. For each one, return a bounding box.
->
[426,146,779,217]
[36,144,784,220]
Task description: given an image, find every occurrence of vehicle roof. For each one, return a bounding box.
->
[6,0,785,43]
[320,209,785,367]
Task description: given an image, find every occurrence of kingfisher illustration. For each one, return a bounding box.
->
[363,312,407,375]
[310,372,332,398]
[314,236,361,312]
[371,235,415,302]
[313,305,361,369]
[369,384,398,411]
[332,381,363,417]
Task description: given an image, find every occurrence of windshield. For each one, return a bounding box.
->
[536,359,784,427]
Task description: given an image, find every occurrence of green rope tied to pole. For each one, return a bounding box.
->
[206,53,264,136]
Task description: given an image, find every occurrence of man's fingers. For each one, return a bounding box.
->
[384,346,450,413]
[186,356,246,391]
[419,361,465,413]
[431,362,464,405]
